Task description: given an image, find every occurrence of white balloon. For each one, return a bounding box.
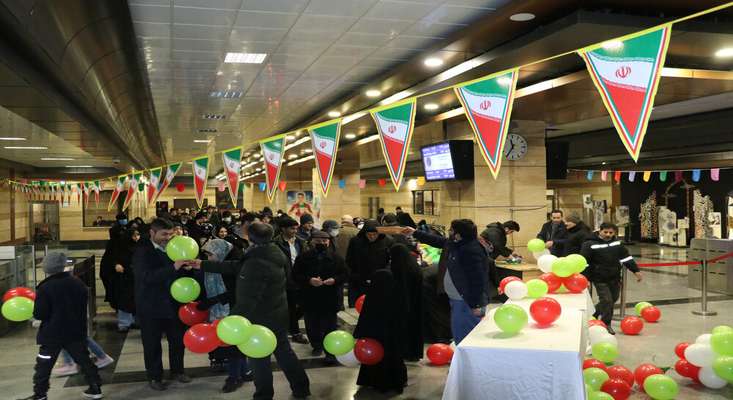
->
[504,281,528,300]
[685,343,716,367]
[698,366,728,389]
[696,333,712,345]
[592,334,618,347]
[589,325,608,342]
[336,350,360,367]
[533,249,550,259]
[537,254,557,273]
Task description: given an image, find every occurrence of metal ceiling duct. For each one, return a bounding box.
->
[0,0,163,169]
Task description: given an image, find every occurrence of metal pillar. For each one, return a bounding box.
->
[692,239,717,316]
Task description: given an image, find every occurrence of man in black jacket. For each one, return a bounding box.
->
[581,222,643,334]
[273,216,309,344]
[18,252,102,400]
[560,215,591,256]
[133,218,191,390]
[345,220,394,307]
[480,221,520,260]
[536,210,567,256]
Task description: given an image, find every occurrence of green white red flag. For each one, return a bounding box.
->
[154,163,182,204]
[308,119,341,196]
[260,136,285,202]
[123,172,142,211]
[193,156,209,208]
[147,167,162,206]
[454,69,518,178]
[370,99,416,191]
[83,182,90,208]
[93,180,101,206]
[221,147,242,205]
[578,25,671,161]
[108,176,125,211]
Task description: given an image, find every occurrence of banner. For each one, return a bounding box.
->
[83,182,90,208]
[454,69,518,178]
[147,167,162,206]
[579,26,671,161]
[108,176,125,211]
[93,180,101,206]
[123,172,142,211]
[193,156,209,208]
[260,136,285,202]
[154,162,181,203]
[370,98,416,191]
[308,119,341,196]
[222,147,242,205]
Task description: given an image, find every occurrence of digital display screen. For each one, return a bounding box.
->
[421,142,455,181]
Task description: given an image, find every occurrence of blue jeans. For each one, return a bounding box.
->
[61,337,106,364]
[118,310,135,329]
[227,355,251,380]
[449,299,483,345]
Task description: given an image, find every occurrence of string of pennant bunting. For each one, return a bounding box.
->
[0,3,731,205]
[570,168,726,183]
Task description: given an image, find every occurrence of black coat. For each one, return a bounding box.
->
[561,222,592,256]
[536,221,568,256]
[273,234,307,291]
[481,222,513,259]
[132,239,192,319]
[345,224,394,286]
[34,272,88,345]
[100,225,128,306]
[580,235,640,283]
[389,244,423,360]
[292,248,348,313]
[110,233,139,313]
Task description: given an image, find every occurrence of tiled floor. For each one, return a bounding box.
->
[3,244,732,399]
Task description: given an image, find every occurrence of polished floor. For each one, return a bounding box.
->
[3,244,732,399]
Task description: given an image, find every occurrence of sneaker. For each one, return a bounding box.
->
[221,377,243,393]
[606,326,616,335]
[52,363,79,377]
[311,348,323,357]
[94,355,115,369]
[82,385,103,399]
[16,394,47,400]
[171,373,192,383]
[148,380,168,391]
[241,370,254,382]
[291,333,309,344]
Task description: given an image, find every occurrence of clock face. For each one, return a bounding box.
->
[504,133,528,160]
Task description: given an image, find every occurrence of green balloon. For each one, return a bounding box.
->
[170,277,200,303]
[527,239,545,253]
[526,279,549,298]
[566,254,587,273]
[635,301,653,316]
[493,304,528,334]
[237,324,277,358]
[216,315,252,345]
[166,235,199,261]
[583,367,609,391]
[585,383,594,396]
[643,374,679,400]
[588,391,614,400]
[1,296,34,322]
[592,342,619,363]
[711,332,733,356]
[323,330,356,356]
[552,257,575,278]
[713,356,733,383]
[713,325,733,335]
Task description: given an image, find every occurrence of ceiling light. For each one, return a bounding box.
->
[193,139,211,143]
[216,71,223,76]
[202,113,226,119]
[253,153,261,158]
[198,128,217,133]
[328,111,341,118]
[424,57,444,68]
[209,90,243,98]
[288,154,298,160]
[0,137,26,141]
[365,89,381,98]
[344,133,357,140]
[286,135,295,142]
[601,40,624,50]
[65,165,93,168]
[224,52,267,64]
[601,162,607,165]
[509,13,535,22]
[423,103,439,111]
[302,148,312,153]
[715,47,733,58]
[4,146,47,150]
[41,157,74,161]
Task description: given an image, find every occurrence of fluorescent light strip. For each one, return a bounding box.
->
[4,146,47,149]
[284,136,310,151]
[41,157,74,161]
[287,155,315,166]
[66,165,93,168]
[0,137,27,141]
[224,52,267,64]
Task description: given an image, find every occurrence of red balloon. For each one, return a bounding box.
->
[178,302,209,326]
[499,276,522,294]
[354,338,384,366]
[562,273,588,293]
[583,358,608,371]
[529,297,562,326]
[606,365,635,387]
[355,295,365,314]
[620,316,644,335]
[601,378,632,400]
[176,183,185,192]
[674,342,690,359]
[588,319,607,328]
[640,306,661,322]
[183,323,221,353]
[2,287,36,302]
[538,273,562,293]
[634,363,662,387]
[674,359,700,379]
[426,344,453,366]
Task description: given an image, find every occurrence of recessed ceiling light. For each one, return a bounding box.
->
[224,52,267,64]
[286,135,295,142]
[601,162,607,165]
[209,90,242,99]
[328,111,341,118]
[202,113,226,119]
[66,165,93,168]
[344,133,357,140]
[715,47,733,58]
[253,153,261,158]
[365,89,381,98]
[288,154,298,160]
[197,128,217,133]
[41,157,74,161]
[193,139,211,143]
[216,71,223,76]
[423,103,439,111]
[0,137,26,141]
[302,148,313,153]
[601,40,624,50]
[509,13,535,22]
[424,57,444,68]
[4,146,47,150]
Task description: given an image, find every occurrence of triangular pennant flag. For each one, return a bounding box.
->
[93,180,100,206]
[260,136,286,202]
[586,170,594,181]
[370,98,417,190]
[154,163,182,204]
[123,172,142,211]
[83,182,91,208]
[192,156,209,208]
[75,183,81,205]
[628,171,636,182]
[578,26,671,161]
[147,167,162,206]
[454,69,518,178]
[378,178,386,187]
[692,169,701,182]
[601,171,608,181]
[417,176,426,186]
[222,147,242,205]
[258,182,267,192]
[278,181,287,192]
[358,179,366,189]
[108,176,125,211]
[338,179,346,189]
[659,171,667,182]
[674,171,683,182]
[711,168,720,182]
[643,171,651,182]
[614,171,621,183]
[308,119,341,196]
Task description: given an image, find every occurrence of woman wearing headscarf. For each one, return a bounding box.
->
[389,244,424,361]
[353,269,408,393]
[112,229,140,333]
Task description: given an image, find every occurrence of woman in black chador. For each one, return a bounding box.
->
[389,243,424,361]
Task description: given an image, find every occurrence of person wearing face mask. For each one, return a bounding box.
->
[273,217,310,345]
[345,220,394,307]
[292,230,347,363]
[320,220,340,250]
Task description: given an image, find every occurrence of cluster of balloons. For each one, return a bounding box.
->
[536,253,589,294]
[419,244,442,265]
[166,235,199,262]
[1,287,35,322]
[583,360,678,400]
[589,323,618,355]
[635,301,662,322]
[674,325,733,389]
[184,314,278,358]
[323,330,386,367]
[426,343,453,366]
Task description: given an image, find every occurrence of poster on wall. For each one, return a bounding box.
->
[616,206,630,225]
[709,212,722,238]
[287,191,321,225]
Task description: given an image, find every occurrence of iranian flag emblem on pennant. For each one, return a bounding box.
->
[260,136,285,202]
[308,119,341,196]
[222,147,242,205]
[83,182,91,208]
[454,69,518,178]
[147,167,162,206]
[578,25,671,161]
[370,98,416,191]
[154,163,182,204]
[93,180,101,206]
[123,172,142,211]
[108,176,125,211]
[193,156,209,208]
